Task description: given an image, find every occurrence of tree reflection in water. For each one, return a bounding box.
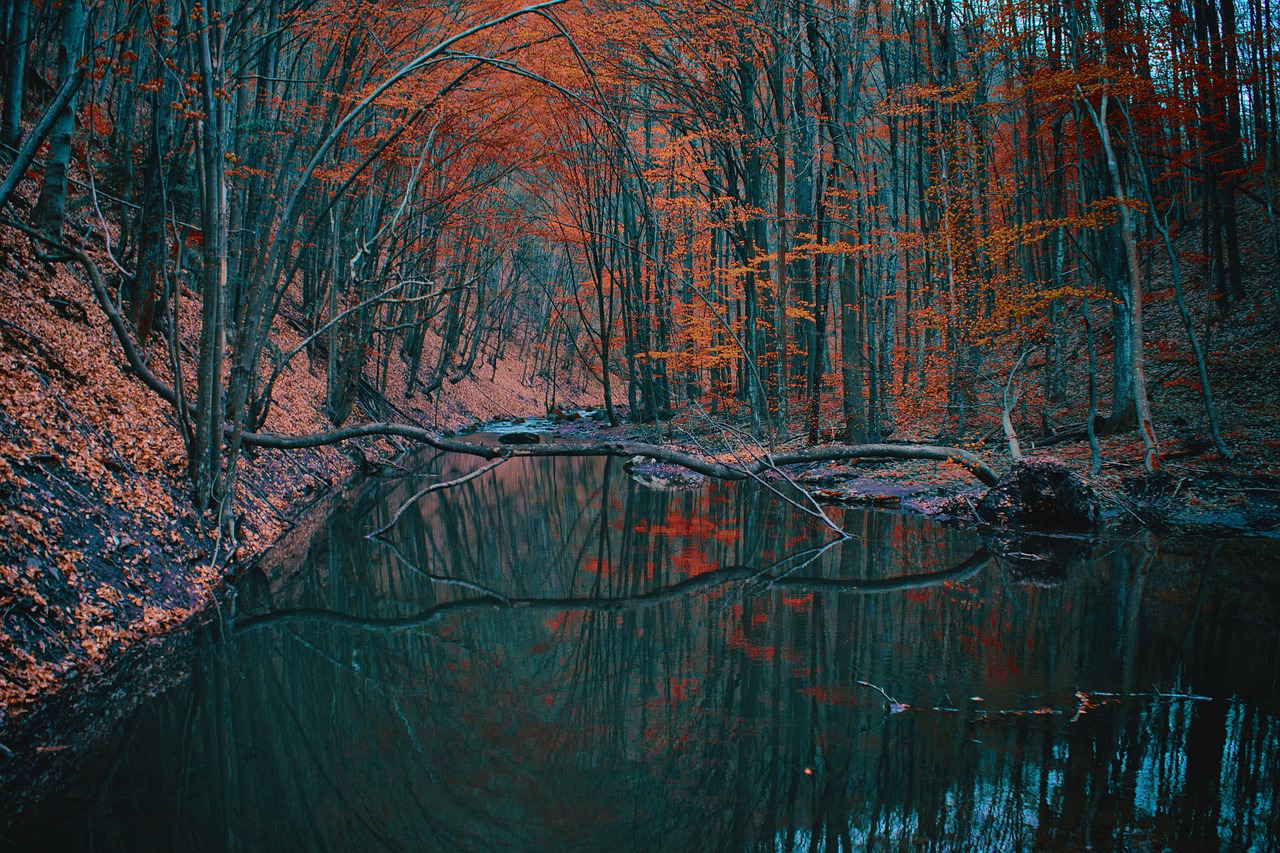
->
[22,454,1280,851]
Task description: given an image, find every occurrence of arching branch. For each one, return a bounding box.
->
[366,458,507,538]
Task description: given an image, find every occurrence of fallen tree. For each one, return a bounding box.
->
[4,219,1001,506]
[243,425,1000,487]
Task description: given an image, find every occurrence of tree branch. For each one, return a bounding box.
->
[235,547,992,634]
[1,217,180,408]
[0,66,86,214]
[241,426,1000,487]
[366,458,507,538]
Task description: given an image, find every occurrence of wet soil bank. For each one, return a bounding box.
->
[0,449,376,826]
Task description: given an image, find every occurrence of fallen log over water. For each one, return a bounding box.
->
[241,423,1001,488]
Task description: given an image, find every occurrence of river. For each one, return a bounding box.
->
[8,447,1280,850]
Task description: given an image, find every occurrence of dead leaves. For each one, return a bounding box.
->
[0,231,213,716]
[0,198,580,721]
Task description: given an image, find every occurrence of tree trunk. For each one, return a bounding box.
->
[127,101,170,339]
[191,0,229,510]
[29,0,86,240]
[0,63,83,214]
[1,0,31,154]
[840,253,867,442]
[1082,299,1103,475]
[1120,100,1231,459]
[1089,92,1160,471]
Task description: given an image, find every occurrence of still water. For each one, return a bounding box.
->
[15,451,1280,850]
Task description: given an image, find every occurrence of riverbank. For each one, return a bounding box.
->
[0,221,588,752]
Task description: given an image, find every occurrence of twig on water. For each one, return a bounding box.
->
[857,680,909,714]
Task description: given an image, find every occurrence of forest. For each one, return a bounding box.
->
[1,0,1279,846]
[2,0,1277,506]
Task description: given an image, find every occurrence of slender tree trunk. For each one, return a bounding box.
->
[128,87,172,339]
[191,0,229,510]
[1,0,31,154]
[769,11,789,432]
[1082,298,1103,475]
[0,63,84,214]
[1088,91,1160,471]
[1105,220,1136,432]
[30,0,86,239]
[840,253,866,443]
[1120,103,1231,458]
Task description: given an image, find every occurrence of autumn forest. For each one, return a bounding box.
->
[2,0,1277,497]
[2,0,1280,847]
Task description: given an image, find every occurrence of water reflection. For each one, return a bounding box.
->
[14,453,1280,851]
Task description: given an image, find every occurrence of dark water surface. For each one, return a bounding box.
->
[13,451,1280,851]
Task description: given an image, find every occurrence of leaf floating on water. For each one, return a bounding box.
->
[1071,689,1128,721]
[1072,690,1095,722]
[889,702,910,714]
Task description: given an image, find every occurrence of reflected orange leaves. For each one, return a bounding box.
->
[666,677,699,703]
[797,685,863,706]
[639,678,703,757]
[727,619,800,664]
[632,513,739,546]
[672,548,718,577]
[610,494,746,579]
[544,611,585,635]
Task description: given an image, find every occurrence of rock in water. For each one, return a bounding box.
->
[624,456,707,490]
[547,403,582,423]
[976,457,1099,531]
[499,431,540,445]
